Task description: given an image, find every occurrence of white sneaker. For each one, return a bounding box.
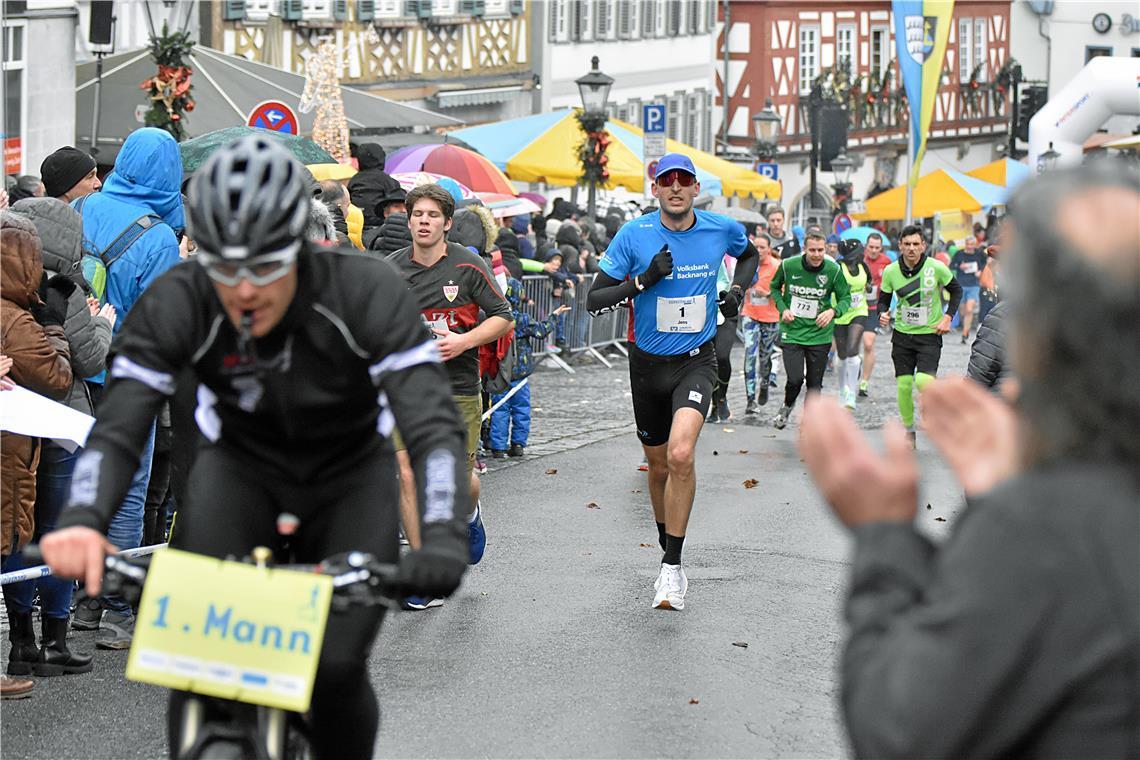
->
[652,563,688,610]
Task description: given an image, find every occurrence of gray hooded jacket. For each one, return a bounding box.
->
[11,197,111,414]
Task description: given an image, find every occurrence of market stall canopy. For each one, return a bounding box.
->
[453,110,780,200]
[853,169,1007,221]
[965,158,1030,189]
[76,46,460,164]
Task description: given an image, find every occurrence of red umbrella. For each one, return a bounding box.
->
[385,143,516,196]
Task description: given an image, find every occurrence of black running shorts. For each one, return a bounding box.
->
[628,341,717,447]
[891,331,943,376]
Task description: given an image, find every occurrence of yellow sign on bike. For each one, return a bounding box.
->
[126,549,333,713]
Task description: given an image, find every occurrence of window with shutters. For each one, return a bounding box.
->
[432,0,457,15]
[870,25,890,82]
[654,0,666,37]
[667,94,681,139]
[958,18,972,81]
[798,25,819,94]
[618,0,639,39]
[485,0,508,15]
[703,90,713,151]
[627,98,642,128]
[836,24,855,70]
[549,0,568,41]
[667,0,681,36]
[245,0,273,20]
[596,0,616,40]
[571,0,594,41]
[688,0,701,35]
[374,0,400,17]
[302,0,332,19]
[685,91,702,148]
[973,18,987,79]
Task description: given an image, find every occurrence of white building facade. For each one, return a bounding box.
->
[535,0,718,153]
[1009,0,1140,136]
[2,0,78,177]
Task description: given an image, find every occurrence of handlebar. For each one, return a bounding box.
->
[21,545,402,611]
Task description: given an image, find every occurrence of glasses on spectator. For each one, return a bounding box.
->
[656,170,697,188]
[197,245,298,287]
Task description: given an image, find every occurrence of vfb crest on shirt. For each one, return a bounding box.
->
[905,15,937,64]
[816,274,828,287]
[443,283,459,302]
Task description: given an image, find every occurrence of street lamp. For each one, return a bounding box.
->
[830,147,855,215]
[752,98,781,161]
[576,56,614,219]
[1038,141,1061,172]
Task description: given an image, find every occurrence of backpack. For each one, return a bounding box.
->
[480,331,516,396]
[74,195,162,301]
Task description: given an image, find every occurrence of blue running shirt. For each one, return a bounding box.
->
[600,210,748,356]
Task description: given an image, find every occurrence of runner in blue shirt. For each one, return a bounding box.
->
[587,153,759,611]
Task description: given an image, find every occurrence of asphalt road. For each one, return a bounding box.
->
[1,333,972,759]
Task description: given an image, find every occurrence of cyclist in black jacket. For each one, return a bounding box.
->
[39,135,469,759]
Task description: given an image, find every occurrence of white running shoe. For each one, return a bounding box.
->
[652,563,688,611]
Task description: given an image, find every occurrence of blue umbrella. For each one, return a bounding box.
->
[839,225,898,260]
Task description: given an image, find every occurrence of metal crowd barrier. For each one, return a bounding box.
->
[519,273,628,375]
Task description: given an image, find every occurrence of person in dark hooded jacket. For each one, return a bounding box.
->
[555,221,581,265]
[494,228,524,280]
[347,142,401,230]
[371,212,413,258]
[511,215,536,260]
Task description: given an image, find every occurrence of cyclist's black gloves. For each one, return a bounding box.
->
[638,245,673,289]
[718,286,743,319]
[397,547,467,597]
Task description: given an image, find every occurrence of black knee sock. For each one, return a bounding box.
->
[662,533,685,565]
[656,522,667,551]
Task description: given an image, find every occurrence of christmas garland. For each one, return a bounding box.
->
[140,23,195,141]
[576,109,611,188]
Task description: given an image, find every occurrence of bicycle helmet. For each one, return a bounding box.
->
[187,134,310,261]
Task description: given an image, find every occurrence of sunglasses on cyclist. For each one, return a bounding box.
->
[655,170,697,188]
[198,244,299,287]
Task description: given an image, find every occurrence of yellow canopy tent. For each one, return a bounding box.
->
[453,110,780,200]
[853,168,1007,220]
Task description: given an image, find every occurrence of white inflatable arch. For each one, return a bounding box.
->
[1028,56,1140,173]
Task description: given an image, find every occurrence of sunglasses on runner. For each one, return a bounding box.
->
[655,170,697,188]
[198,245,299,287]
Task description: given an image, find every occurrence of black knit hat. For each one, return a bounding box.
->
[40,147,96,198]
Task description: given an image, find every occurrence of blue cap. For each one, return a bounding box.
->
[654,153,697,180]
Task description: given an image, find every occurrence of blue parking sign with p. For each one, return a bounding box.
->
[643,104,666,135]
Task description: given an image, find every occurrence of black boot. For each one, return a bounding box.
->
[6,611,38,676]
[34,616,93,676]
[758,383,769,406]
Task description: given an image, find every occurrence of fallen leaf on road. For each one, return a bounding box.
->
[743,479,759,489]
[934,517,946,522]
[764,434,776,438]
[732,641,749,648]
[723,427,735,433]
[630,489,643,493]
[546,468,558,475]
[738,449,749,454]
[688,698,700,705]
[586,501,600,509]
[639,543,653,548]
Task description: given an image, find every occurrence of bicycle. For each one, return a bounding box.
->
[27,523,400,760]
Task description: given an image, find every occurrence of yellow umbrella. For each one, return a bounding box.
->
[1103,134,1140,150]
[307,162,357,181]
[853,168,1007,220]
[455,110,779,200]
[965,158,1030,188]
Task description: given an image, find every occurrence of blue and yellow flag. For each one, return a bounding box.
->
[892,0,955,185]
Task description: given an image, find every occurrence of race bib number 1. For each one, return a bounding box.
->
[127,549,333,713]
[790,295,819,319]
[656,295,706,333]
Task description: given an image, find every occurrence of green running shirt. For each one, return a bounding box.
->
[834,262,870,325]
[770,255,851,346]
[880,257,955,335]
